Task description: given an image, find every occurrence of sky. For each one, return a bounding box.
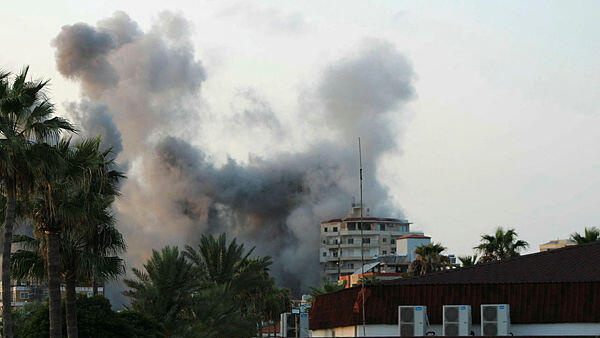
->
[2,1,600,285]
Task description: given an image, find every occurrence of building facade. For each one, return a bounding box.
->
[319,205,415,281]
[0,281,104,310]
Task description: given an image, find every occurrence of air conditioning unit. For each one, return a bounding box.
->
[280,312,309,337]
[280,312,297,338]
[481,304,510,336]
[398,305,427,336]
[443,305,471,336]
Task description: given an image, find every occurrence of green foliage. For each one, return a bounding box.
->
[123,246,200,337]
[458,254,478,267]
[409,243,454,276]
[11,295,161,338]
[357,274,381,285]
[124,234,292,338]
[309,277,346,302]
[570,226,600,244]
[475,227,529,263]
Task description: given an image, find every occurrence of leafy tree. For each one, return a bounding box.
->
[309,277,346,302]
[458,254,478,267]
[11,295,161,338]
[409,243,453,276]
[570,226,600,244]
[184,233,283,336]
[123,246,201,337]
[475,227,529,263]
[0,66,74,338]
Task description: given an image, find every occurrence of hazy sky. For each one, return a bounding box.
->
[2,0,600,259]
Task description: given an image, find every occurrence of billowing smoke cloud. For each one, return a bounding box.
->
[53,11,416,297]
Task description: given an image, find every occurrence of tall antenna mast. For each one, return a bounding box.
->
[358,137,366,336]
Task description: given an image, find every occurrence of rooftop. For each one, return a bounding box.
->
[309,242,600,330]
[397,234,431,240]
[321,217,409,224]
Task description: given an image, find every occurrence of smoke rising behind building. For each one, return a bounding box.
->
[52,11,416,295]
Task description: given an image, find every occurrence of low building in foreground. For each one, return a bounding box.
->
[309,241,600,337]
[539,238,576,251]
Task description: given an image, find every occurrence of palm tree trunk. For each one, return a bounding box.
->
[65,275,79,338]
[2,179,16,338]
[92,279,98,296]
[47,230,63,338]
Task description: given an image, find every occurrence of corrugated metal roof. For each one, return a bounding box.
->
[352,261,381,275]
[309,242,600,330]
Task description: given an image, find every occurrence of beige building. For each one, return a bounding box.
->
[539,239,576,252]
[319,205,419,282]
[0,282,104,310]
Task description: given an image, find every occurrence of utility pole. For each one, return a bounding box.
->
[358,137,366,337]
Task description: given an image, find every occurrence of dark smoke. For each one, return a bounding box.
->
[53,11,416,297]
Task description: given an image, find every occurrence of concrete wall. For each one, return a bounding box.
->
[311,323,600,337]
[396,237,431,261]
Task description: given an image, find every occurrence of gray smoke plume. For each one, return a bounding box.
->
[53,11,416,297]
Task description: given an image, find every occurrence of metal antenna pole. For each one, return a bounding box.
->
[359,137,366,336]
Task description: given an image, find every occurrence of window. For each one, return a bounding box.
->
[322,252,327,257]
[360,223,371,230]
[391,238,396,244]
[347,238,354,244]
[380,224,386,231]
[20,292,29,300]
[348,263,354,269]
[363,237,371,244]
[382,250,387,255]
[324,227,328,232]
[333,227,338,232]
[87,292,93,298]
[334,239,338,244]
[347,223,356,230]
[391,248,396,253]
[382,238,387,243]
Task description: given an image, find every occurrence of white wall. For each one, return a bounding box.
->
[311,323,600,337]
[396,237,431,261]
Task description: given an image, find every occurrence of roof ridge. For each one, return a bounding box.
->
[389,241,600,283]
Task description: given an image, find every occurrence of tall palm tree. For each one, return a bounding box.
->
[10,219,125,338]
[28,138,114,338]
[475,227,529,263]
[0,66,74,338]
[123,246,201,337]
[458,254,478,267]
[570,227,600,244]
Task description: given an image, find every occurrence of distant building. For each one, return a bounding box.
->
[0,281,104,310]
[539,239,576,252]
[310,242,600,337]
[319,205,416,282]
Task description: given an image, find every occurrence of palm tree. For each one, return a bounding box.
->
[458,254,478,267]
[28,138,114,338]
[123,246,201,337]
[10,219,125,338]
[309,277,346,302]
[409,243,452,276]
[475,227,529,263]
[570,227,600,244]
[0,66,74,338]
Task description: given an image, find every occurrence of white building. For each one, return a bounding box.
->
[319,205,419,282]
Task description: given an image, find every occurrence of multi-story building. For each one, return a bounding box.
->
[0,281,104,310]
[319,204,417,281]
[539,239,577,252]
